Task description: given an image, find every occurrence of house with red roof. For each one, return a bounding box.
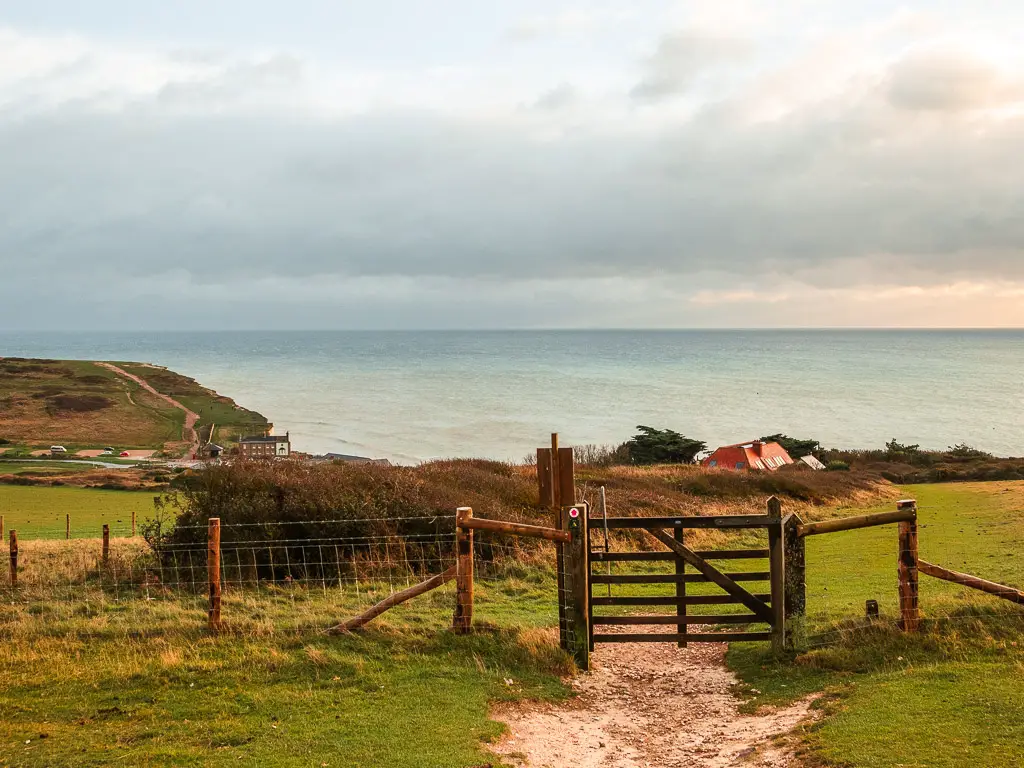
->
[702,440,794,471]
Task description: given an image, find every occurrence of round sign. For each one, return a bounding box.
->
[569,507,580,518]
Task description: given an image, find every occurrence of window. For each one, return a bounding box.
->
[708,460,717,467]
[735,462,745,469]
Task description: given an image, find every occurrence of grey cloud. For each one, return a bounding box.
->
[5,47,1024,329]
[533,82,576,110]
[885,49,1020,111]
[630,32,745,102]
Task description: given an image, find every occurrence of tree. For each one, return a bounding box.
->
[627,426,706,465]
[760,433,821,458]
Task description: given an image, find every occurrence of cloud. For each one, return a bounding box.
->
[3,16,1024,329]
[885,48,1024,111]
[630,31,747,102]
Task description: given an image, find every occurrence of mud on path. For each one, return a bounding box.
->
[492,631,817,768]
[97,362,201,455]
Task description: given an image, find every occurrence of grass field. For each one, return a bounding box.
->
[0,481,1022,766]
[0,485,156,538]
[729,481,1024,768]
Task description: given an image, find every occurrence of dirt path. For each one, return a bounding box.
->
[492,631,817,768]
[97,362,201,455]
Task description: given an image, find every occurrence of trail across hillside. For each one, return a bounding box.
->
[98,362,200,455]
[491,630,817,768]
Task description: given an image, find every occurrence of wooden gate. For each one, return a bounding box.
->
[587,501,788,652]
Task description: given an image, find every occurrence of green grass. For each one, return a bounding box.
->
[728,481,1024,768]
[0,554,567,767]
[0,485,157,539]
[1,481,1023,766]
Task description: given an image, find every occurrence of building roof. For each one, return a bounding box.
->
[702,440,794,471]
[240,435,289,444]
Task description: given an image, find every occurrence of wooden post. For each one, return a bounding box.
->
[66,514,70,540]
[453,507,474,634]
[132,509,137,538]
[0,515,4,541]
[675,526,687,648]
[782,514,805,649]
[9,530,17,588]
[566,505,590,671]
[102,524,110,562]
[897,500,920,632]
[536,448,554,509]
[557,446,575,508]
[551,433,561,511]
[208,517,222,631]
[767,497,786,653]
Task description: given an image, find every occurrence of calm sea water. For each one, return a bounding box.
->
[1,331,1022,462]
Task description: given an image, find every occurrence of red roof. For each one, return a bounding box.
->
[702,441,794,471]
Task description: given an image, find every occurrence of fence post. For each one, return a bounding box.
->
[783,513,806,649]
[208,517,222,631]
[675,526,687,648]
[767,497,786,653]
[102,524,110,562]
[453,507,474,634]
[0,515,4,541]
[132,509,137,538]
[566,504,590,671]
[9,530,17,588]
[66,514,70,540]
[897,500,920,632]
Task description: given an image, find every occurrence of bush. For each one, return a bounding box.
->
[627,426,706,465]
[826,460,851,472]
[760,433,821,458]
[573,443,630,466]
[45,394,113,414]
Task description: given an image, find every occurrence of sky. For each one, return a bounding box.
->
[2,1,1024,329]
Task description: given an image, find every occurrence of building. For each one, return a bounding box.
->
[702,440,794,471]
[239,432,291,459]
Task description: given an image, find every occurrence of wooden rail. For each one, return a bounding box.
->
[596,515,777,529]
[461,515,571,543]
[796,508,917,538]
[590,549,769,562]
[919,560,1024,606]
[332,565,458,633]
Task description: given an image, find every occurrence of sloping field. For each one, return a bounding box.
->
[0,357,267,455]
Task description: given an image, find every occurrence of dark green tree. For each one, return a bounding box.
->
[760,433,821,458]
[627,426,706,465]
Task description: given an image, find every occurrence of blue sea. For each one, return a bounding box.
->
[1,330,1022,462]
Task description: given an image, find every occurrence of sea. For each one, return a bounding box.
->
[1,330,1022,463]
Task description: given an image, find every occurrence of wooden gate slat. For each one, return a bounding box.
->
[591,549,768,562]
[647,529,775,624]
[591,572,769,584]
[590,594,771,606]
[591,614,764,625]
[593,632,774,643]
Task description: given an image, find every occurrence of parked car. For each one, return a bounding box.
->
[104,447,115,453]
[119,451,130,457]
[50,445,67,455]
[100,450,114,456]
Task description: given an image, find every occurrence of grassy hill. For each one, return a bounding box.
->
[0,357,267,457]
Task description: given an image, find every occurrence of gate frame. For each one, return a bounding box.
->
[586,497,790,653]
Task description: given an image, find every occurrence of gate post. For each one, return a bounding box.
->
[897,500,920,632]
[767,497,786,653]
[454,507,474,634]
[782,513,806,649]
[565,504,590,671]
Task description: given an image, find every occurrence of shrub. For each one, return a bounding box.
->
[760,433,821,458]
[573,443,630,466]
[627,426,706,465]
[826,460,851,472]
[45,394,113,414]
